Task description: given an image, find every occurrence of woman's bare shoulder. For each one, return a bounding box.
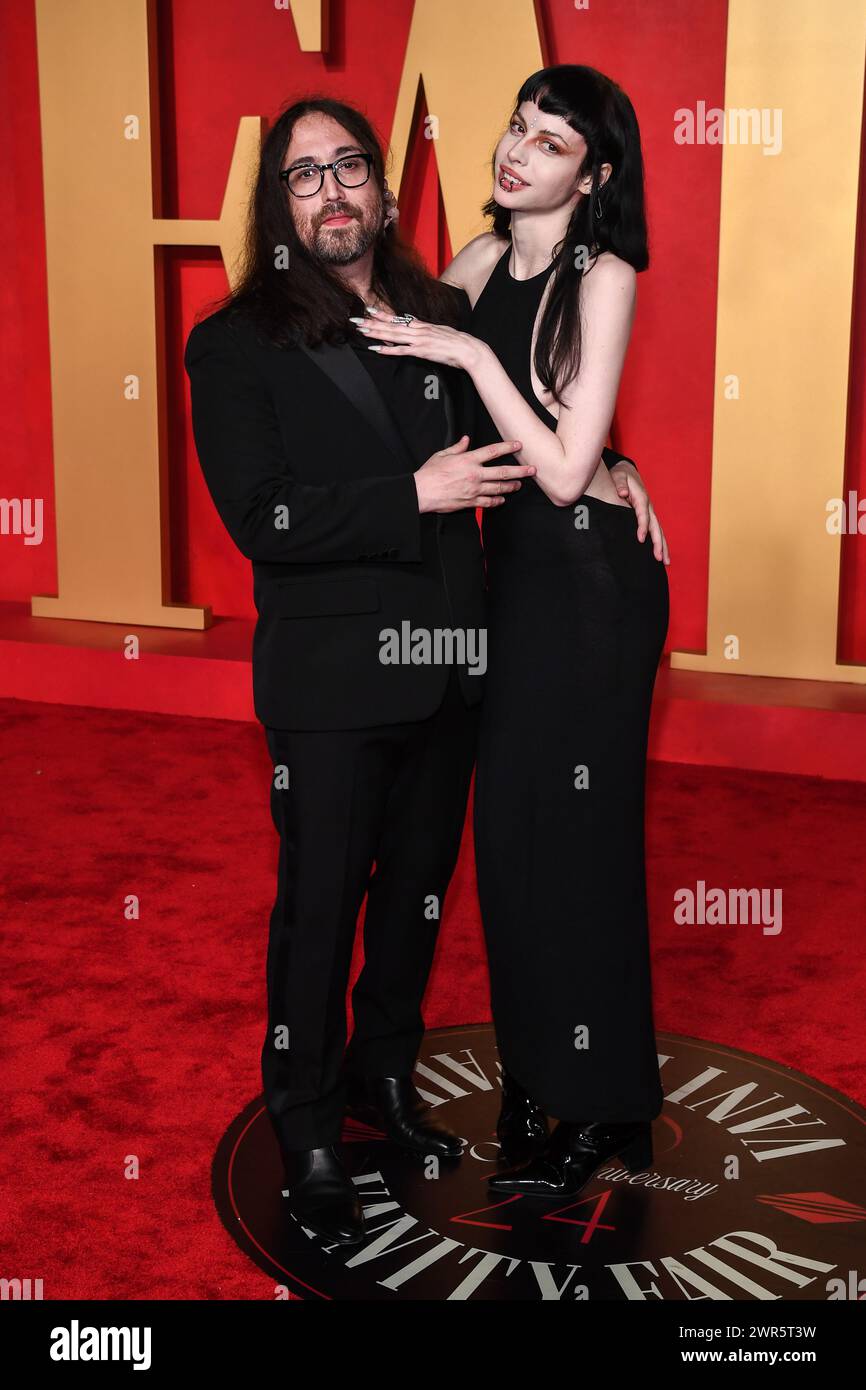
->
[439,232,509,307]
[582,249,637,291]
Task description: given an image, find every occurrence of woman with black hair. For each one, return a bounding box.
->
[353,65,670,1198]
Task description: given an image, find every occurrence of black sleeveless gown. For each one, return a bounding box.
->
[470,244,669,1123]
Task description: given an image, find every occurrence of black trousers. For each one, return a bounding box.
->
[261,668,479,1151]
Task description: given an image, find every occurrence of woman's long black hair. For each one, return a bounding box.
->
[481,65,648,406]
[197,95,462,345]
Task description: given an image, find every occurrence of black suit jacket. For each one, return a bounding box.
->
[184,292,633,730]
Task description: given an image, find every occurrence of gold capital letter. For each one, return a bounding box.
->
[671,0,866,681]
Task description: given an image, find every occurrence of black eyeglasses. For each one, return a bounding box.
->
[279,153,374,198]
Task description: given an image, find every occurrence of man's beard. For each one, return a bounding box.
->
[311,197,383,265]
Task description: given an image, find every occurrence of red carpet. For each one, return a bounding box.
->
[1,696,864,1298]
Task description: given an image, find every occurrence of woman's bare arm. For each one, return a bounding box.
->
[466,254,636,506]
[438,232,508,305]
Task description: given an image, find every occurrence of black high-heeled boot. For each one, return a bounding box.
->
[496,1069,549,1166]
[488,1118,653,1196]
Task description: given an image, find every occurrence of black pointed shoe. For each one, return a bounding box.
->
[347,1074,463,1159]
[487,1118,654,1197]
[496,1069,549,1166]
[281,1145,365,1245]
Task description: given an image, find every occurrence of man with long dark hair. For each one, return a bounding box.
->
[184,96,643,1246]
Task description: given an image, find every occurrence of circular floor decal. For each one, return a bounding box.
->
[212,1026,866,1301]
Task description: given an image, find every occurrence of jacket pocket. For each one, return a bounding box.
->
[273,576,381,618]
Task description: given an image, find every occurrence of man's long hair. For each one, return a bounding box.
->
[481,65,649,406]
[197,96,462,346]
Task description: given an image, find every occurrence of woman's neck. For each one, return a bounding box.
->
[507,207,574,280]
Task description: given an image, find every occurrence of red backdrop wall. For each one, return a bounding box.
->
[2,0,865,664]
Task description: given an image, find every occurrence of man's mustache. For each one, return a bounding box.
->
[317,205,359,227]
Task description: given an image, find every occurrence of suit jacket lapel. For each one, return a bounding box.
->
[296,338,458,467]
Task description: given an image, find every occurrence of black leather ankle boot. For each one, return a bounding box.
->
[488,1118,653,1196]
[496,1069,549,1166]
[347,1075,463,1158]
[281,1145,365,1245]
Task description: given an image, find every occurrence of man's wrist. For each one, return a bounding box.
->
[413,471,429,514]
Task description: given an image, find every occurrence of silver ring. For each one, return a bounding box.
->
[394,312,416,326]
